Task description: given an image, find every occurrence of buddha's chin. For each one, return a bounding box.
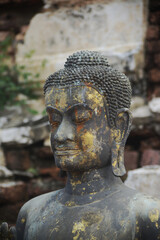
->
[54,152,102,172]
[54,154,83,171]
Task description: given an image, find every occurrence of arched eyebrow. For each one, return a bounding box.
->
[67,103,93,113]
[46,106,63,116]
[46,104,93,115]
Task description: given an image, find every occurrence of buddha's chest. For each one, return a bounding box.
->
[24,204,133,240]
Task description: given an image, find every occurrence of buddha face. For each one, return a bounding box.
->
[45,85,112,172]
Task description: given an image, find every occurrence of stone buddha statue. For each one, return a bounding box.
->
[1,51,160,240]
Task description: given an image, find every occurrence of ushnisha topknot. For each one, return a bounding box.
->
[64,50,110,68]
[44,50,132,127]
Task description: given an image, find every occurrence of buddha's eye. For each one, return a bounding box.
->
[71,108,92,124]
[48,113,62,128]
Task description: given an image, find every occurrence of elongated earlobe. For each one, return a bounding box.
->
[112,142,126,176]
[111,108,132,177]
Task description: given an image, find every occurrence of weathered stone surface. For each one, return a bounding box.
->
[149,97,160,113]
[0,166,13,178]
[132,105,152,125]
[16,0,147,89]
[130,96,145,111]
[0,101,46,129]
[141,149,160,166]
[125,165,160,198]
[0,181,28,204]
[0,122,49,145]
[0,106,24,129]
[0,147,6,166]
[31,122,50,142]
[13,170,34,180]
[0,126,33,144]
[44,136,50,146]
[149,98,160,121]
[154,124,160,136]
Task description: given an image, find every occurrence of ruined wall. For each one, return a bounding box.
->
[0,0,160,225]
[16,0,148,96]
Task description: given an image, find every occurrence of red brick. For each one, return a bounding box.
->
[154,53,160,67]
[146,25,159,39]
[149,69,160,82]
[34,146,53,158]
[146,40,160,53]
[32,147,54,168]
[124,150,138,171]
[149,12,160,24]
[141,149,160,166]
[145,55,154,69]
[5,150,31,171]
[0,182,28,204]
[140,138,160,151]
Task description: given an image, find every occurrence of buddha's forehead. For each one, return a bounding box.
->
[45,85,105,112]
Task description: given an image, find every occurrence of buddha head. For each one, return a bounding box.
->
[44,51,132,177]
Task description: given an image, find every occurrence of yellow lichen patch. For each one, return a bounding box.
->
[56,91,68,109]
[89,192,97,195]
[155,222,159,229]
[72,220,88,240]
[81,131,97,160]
[149,209,160,222]
[81,131,94,150]
[90,236,97,240]
[112,158,117,168]
[65,201,76,207]
[21,218,26,224]
[136,225,140,233]
[47,88,54,98]
[86,90,104,110]
[70,179,82,190]
[72,89,84,103]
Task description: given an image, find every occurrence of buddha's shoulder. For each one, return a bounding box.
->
[18,188,63,217]
[121,185,160,219]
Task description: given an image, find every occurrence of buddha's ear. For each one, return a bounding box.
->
[111,108,132,177]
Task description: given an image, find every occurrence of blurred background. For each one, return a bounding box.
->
[0,0,160,225]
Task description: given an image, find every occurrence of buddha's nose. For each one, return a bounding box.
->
[54,117,75,143]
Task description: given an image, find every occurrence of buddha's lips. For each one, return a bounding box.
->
[54,149,80,156]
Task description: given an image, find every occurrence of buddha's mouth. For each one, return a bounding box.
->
[54,149,80,156]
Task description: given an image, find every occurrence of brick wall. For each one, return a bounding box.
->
[146,0,160,98]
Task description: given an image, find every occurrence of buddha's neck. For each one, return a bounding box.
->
[65,166,122,196]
